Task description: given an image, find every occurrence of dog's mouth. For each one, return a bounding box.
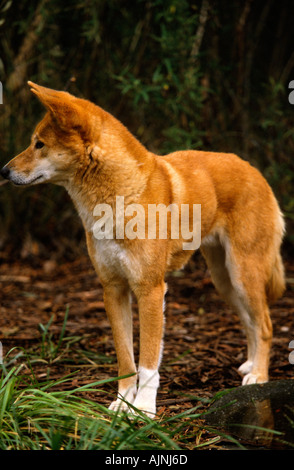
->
[0,166,46,186]
[12,174,44,186]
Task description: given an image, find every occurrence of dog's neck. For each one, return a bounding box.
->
[63,108,156,233]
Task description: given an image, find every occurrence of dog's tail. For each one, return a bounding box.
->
[266,209,286,303]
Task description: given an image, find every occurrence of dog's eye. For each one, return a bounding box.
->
[35,141,45,149]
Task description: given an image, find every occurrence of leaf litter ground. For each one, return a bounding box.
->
[0,251,293,418]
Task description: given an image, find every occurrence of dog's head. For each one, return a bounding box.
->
[0,82,101,186]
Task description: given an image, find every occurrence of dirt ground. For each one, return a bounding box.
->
[0,249,294,415]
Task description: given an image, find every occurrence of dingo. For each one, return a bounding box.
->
[1,82,285,417]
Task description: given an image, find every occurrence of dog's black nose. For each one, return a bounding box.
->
[0,166,10,179]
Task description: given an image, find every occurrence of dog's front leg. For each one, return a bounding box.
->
[103,284,137,412]
[132,281,166,418]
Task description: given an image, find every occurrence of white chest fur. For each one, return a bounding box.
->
[66,185,143,282]
[92,238,142,282]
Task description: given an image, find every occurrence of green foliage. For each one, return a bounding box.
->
[113,0,205,152]
[0,0,293,254]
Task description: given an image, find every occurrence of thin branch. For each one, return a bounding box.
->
[190,0,209,62]
[6,0,48,93]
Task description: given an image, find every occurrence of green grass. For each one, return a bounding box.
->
[0,312,247,450]
[0,366,225,450]
[0,363,229,450]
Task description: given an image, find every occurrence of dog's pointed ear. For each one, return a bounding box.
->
[27,81,87,134]
[28,81,73,112]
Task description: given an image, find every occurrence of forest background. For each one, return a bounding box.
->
[0,0,293,260]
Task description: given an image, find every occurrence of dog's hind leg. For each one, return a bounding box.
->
[201,233,273,385]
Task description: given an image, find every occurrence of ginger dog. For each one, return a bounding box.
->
[1,82,285,417]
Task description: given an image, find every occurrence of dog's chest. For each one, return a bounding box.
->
[92,238,141,281]
[66,187,143,282]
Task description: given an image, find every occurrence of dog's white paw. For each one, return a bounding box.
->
[108,386,137,414]
[108,397,156,419]
[242,372,267,385]
[131,367,159,419]
[132,396,156,419]
[242,372,257,385]
[108,368,158,419]
[108,399,132,413]
[238,360,253,376]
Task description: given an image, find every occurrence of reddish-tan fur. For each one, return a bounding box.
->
[1,82,285,417]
